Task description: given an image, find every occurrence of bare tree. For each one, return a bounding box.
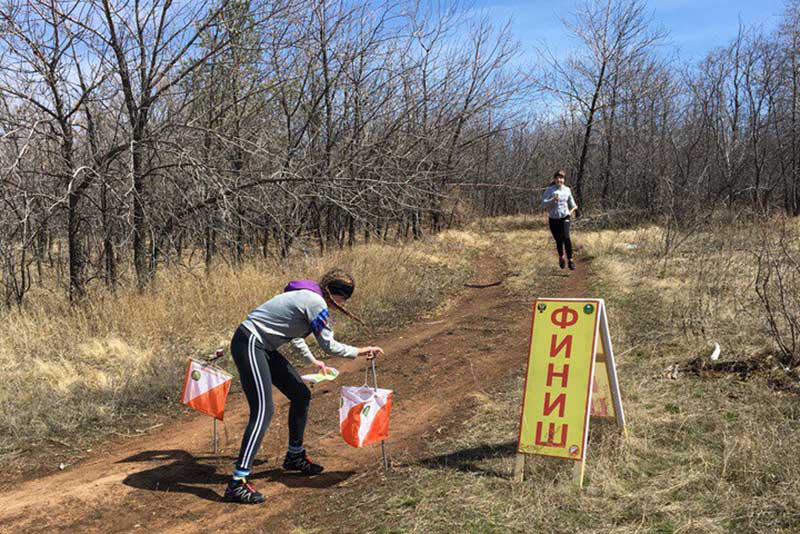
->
[0,0,115,301]
[80,0,237,287]
[543,0,665,209]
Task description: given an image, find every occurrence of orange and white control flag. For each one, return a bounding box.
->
[340,385,393,448]
[181,359,232,420]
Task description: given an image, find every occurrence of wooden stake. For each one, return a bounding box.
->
[573,458,585,487]
[513,453,526,482]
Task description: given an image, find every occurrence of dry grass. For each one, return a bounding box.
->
[299,215,800,534]
[0,235,475,465]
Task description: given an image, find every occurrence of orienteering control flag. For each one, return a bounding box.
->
[340,385,393,448]
[181,359,232,420]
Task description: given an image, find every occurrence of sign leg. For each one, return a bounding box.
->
[599,302,626,433]
[573,458,585,487]
[513,453,526,482]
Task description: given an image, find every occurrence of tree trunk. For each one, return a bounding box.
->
[347,215,355,247]
[132,133,147,288]
[101,173,116,291]
[576,59,608,209]
[205,216,215,273]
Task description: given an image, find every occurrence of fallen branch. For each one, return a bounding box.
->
[464,281,502,288]
[47,438,77,450]
[686,357,763,378]
[134,423,164,434]
[0,448,27,459]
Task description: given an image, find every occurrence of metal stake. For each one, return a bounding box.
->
[213,419,218,454]
[370,358,389,471]
[210,348,224,455]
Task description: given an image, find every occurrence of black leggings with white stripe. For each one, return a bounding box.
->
[230,325,311,472]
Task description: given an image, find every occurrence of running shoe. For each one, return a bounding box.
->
[568,259,576,270]
[283,451,325,475]
[224,478,266,504]
[559,257,566,269]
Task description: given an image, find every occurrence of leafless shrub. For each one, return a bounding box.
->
[754,223,800,367]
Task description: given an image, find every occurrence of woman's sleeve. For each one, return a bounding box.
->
[314,325,358,358]
[290,338,316,363]
[306,300,358,358]
[568,191,577,210]
[541,188,553,209]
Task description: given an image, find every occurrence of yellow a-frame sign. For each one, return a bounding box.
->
[514,298,625,487]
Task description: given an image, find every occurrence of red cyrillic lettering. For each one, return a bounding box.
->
[543,392,567,417]
[546,363,569,388]
[592,398,608,416]
[549,334,573,358]
[535,421,568,447]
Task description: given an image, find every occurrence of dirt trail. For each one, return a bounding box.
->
[0,243,592,533]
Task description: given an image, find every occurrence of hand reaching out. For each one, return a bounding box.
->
[358,346,385,360]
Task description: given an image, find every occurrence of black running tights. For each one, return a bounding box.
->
[230,325,311,471]
[548,216,573,259]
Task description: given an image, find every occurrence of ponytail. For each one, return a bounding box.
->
[319,269,366,326]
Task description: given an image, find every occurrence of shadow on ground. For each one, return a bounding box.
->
[120,450,354,502]
[417,441,517,478]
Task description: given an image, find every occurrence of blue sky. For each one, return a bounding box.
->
[467,0,787,63]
